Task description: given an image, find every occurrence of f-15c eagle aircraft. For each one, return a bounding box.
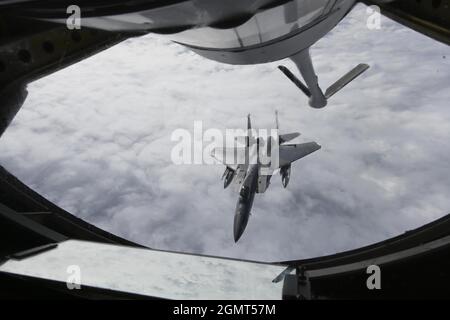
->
[212,112,321,242]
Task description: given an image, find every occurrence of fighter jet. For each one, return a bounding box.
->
[212,112,321,242]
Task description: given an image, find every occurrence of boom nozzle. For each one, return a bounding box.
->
[279,48,369,109]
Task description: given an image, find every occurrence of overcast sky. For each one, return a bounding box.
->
[0,4,449,262]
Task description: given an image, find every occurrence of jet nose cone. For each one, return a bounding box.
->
[234,227,244,243]
[233,208,250,243]
[233,214,244,242]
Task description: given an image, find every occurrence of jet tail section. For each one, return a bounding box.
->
[274,110,300,144]
[279,132,300,144]
[246,113,252,147]
[275,110,280,130]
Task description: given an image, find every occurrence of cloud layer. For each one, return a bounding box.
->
[1,5,449,261]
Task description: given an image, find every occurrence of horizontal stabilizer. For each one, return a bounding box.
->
[279,132,300,144]
[278,65,311,98]
[325,63,369,99]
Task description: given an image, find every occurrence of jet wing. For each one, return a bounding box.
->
[211,147,246,170]
[278,142,321,168]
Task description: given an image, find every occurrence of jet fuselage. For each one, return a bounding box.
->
[233,164,259,242]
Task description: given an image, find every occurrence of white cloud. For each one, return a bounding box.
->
[0,4,449,261]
